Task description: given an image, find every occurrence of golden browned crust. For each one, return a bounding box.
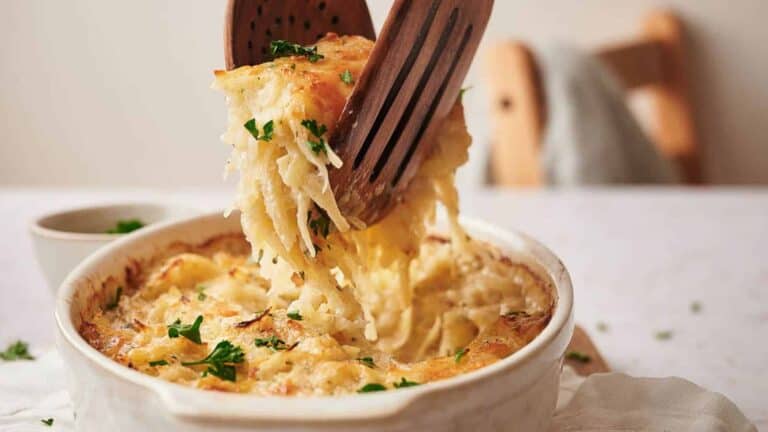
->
[79,233,554,395]
[214,34,372,137]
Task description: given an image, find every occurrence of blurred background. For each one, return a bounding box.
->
[1,0,767,190]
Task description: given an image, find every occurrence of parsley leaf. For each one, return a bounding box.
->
[308,207,331,237]
[458,85,473,102]
[0,340,34,361]
[393,377,419,388]
[454,347,468,363]
[244,119,274,141]
[307,138,326,154]
[41,418,54,426]
[106,219,144,234]
[596,321,609,332]
[357,356,376,369]
[358,383,387,393]
[196,285,207,301]
[149,359,168,366]
[261,120,274,141]
[301,119,328,155]
[104,287,123,310]
[254,335,287,351]
[690,301,702,314]
[182,340,245,382]
[655,330,673,341]
[287,311,303,321]
[565,351,591,363]
[167,315,203,344]
[301,119,327,138]
[270,40,324,62]
[340,69,354,85]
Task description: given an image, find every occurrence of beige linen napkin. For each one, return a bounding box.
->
[553,366,757,431]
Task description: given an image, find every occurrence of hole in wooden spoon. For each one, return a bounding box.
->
[500,97,513,111]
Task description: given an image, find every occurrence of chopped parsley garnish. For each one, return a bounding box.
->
[149,359,169,366]
[272,256,278,264]
[256,248,264,264]
[0,340,34,361]
[301,119,328,155]
[458,85,473,101]
[196,285,207,301]
[308,207,331,237]
[167,315,203,344]
[357,356,376,369]
[358,383,387,393]
[270,40,324,62]
[596,321,609,332]
[565,351,591,363]
[287,311,303,321]
[340,69,354,85]
[106,219,145,234]
[393,377,419,388]
[182,340,244,382]
[454,348,468,363]
[243,119,274,141]
[301,119,327,140]
[690,301,702,314]
[299,271,305,280]
[655,330,673,341]
[41,418,54,427]
[104,286,122,310]
[254,335,287,351]
[307,136,328,155]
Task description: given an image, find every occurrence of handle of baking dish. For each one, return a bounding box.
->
[150,381,420,423]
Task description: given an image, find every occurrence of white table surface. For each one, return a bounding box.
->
[1,186,766,428]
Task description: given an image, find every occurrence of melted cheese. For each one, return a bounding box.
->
[82,235,552,395]
[213,34,477,353]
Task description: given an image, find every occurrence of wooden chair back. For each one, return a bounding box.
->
[485,10,699,186]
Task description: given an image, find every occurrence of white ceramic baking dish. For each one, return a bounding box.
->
[55,211,574,432]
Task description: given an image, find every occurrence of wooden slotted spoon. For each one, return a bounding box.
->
[226,0,494,226]
[225,0,376,69]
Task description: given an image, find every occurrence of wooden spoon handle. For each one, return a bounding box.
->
[225,0,376,70]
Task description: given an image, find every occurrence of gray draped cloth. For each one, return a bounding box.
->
[537,44,679,185]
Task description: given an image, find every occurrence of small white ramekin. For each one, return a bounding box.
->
[55,212,574,431]
[30,202,198,292]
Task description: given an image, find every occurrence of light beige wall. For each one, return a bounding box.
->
[1,0,766,187]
